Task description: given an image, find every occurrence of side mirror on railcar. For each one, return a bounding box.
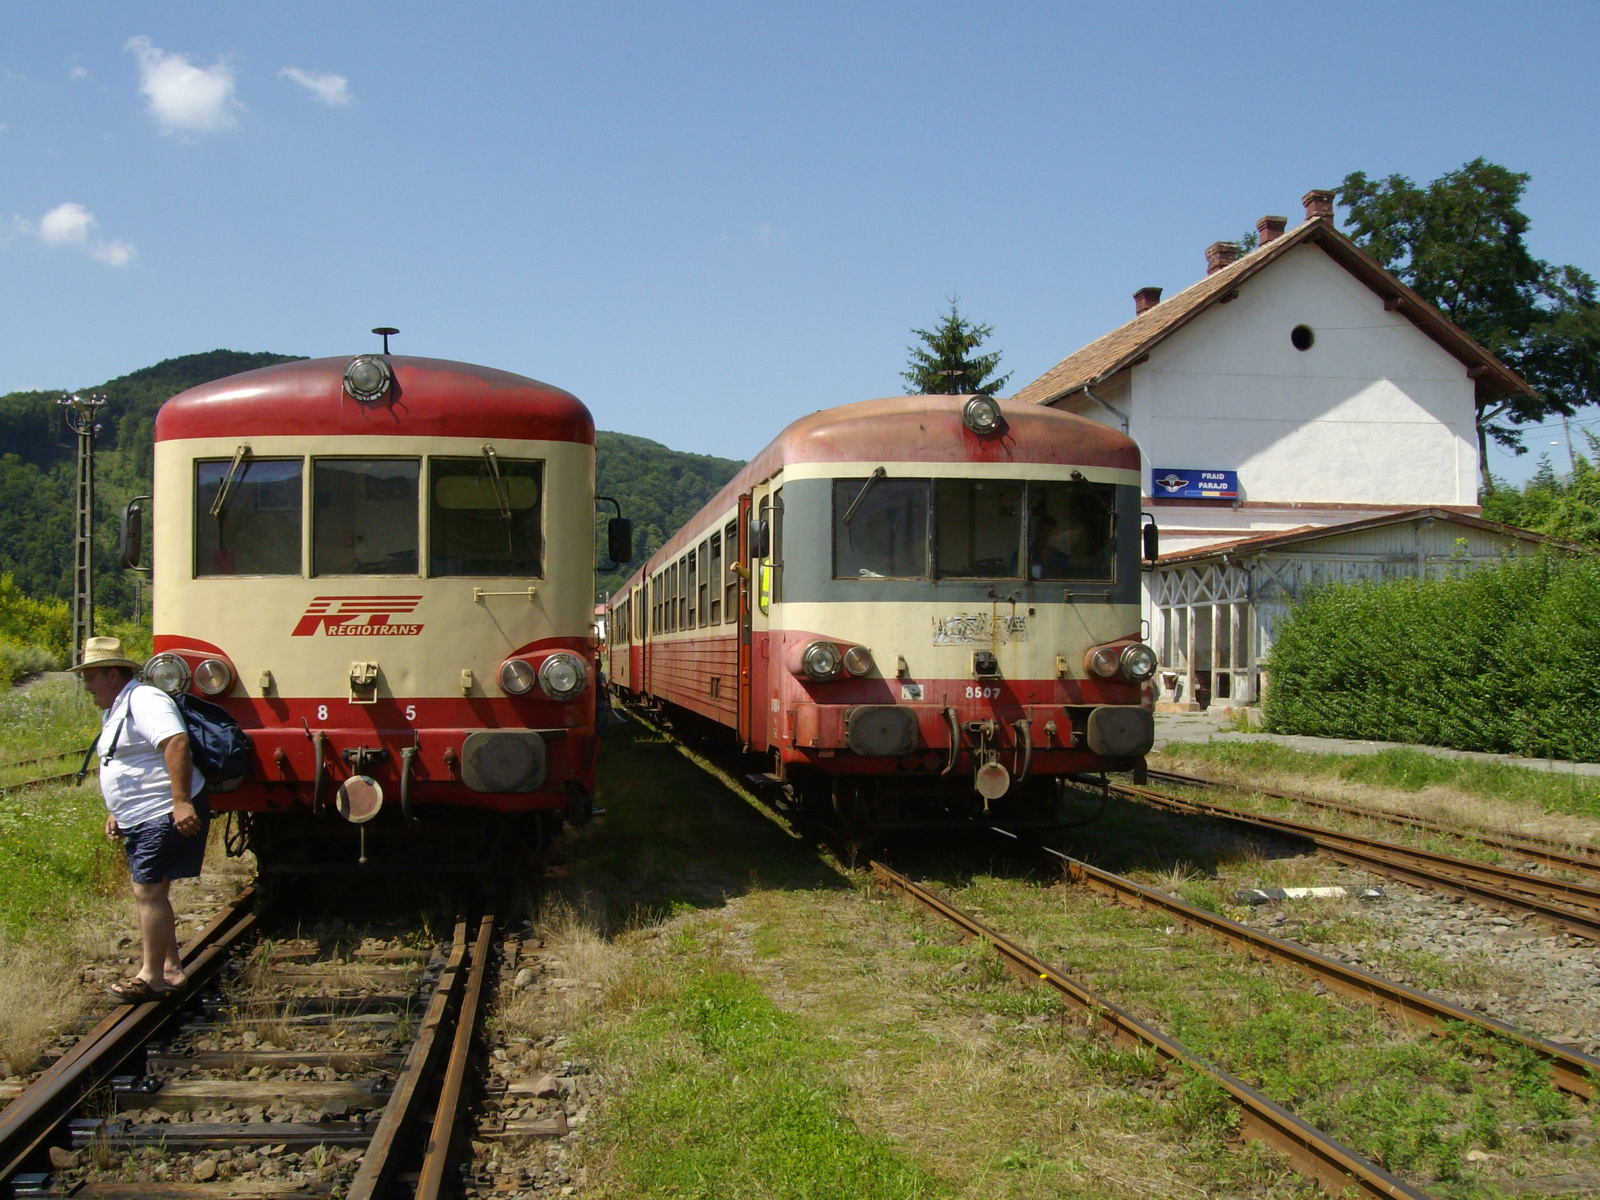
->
[749,517,770,559]
[607,517,634,564]
[1142,516,1160,568]
[119,495,151,572]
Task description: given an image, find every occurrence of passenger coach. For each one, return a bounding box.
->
[607,394,1158,829]
[126,349,620,871]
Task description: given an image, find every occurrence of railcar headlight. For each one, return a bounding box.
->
[842,645,873,677]
[500,659,536,695]
[144,653,192,695]
[1120,643,1158,682]
[193,658,233,696]
[1087,646,1122,679]
[537,653,588,701]
[961,395,1003,436]
[343,354,393,403]
[801,641,842,681]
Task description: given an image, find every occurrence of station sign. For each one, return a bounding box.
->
[1150,468,1239,499]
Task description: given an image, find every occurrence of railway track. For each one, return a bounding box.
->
[871,861,1434,1200]
[989,824,1600,1101]
[1112,780,1600,942]
[1146,765,1600,880]
[0,889,502,1199]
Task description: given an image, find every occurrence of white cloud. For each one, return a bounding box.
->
[126,35,240,135]
[24,202,137,267]
[279,67,352,107]
[69,65,88,80]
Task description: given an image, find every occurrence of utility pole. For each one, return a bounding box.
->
[59,393,106,667]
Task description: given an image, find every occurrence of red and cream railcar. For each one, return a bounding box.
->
[607,394,1158,829]
[136,351,605,870]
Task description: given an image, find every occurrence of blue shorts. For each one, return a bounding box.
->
[121,793,211,885]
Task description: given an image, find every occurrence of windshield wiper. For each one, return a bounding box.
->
[481,445,512,519]
[843,466,887,525]
[209,445,251,519]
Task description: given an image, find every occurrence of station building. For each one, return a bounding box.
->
[1013,189,1544,709]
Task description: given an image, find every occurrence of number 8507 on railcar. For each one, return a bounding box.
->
[607,393,1158,831]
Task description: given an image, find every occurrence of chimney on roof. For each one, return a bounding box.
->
[1205,241,1241,275]
[1133,286,1163,315]
[1302,189,1335,222]
[1257,215,1288,245]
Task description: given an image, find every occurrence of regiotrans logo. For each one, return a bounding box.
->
[291,596,425,637]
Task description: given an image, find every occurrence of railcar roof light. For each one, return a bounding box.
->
[842,645,873,677]
[801,641,842,681]
[194,658,233,696]
[500,658,536,695]
[538,653,588,701]
[144,652,192,695]
[961,395,1003,437]
[1120,643,1158,682]
[344,354,393,403]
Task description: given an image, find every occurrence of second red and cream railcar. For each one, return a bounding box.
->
[607,394,1157,829]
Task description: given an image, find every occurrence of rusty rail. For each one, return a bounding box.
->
[871,862,1433,1200]
[0,888,260,1187]
[347,903,497,1200]
[1147,766,1600,879]
[990,826,1600,1101]
[1114,782,1600,942]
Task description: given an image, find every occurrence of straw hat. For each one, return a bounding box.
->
[68,636,144,673]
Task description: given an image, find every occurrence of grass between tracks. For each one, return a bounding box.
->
[521,720,1317,1199]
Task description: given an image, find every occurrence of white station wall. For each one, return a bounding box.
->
[1126,244,1478,506]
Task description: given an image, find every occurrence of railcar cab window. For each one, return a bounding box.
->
[831,476,1115,582]
[428,456,543,577]
[832,477,929,579]
[313,459,420,576]
[195,457,303,576]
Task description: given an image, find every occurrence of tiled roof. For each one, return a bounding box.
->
[1012,217,1533,408]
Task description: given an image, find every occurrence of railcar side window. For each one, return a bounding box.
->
[697,539,711,627]
[312,459,420,576]
[686,549,697,628]
[195,458,303,577]
[1028,479,1115,581]
[723,520,739,622]
[832,478,929,579]
[936,479,1023,579]
[708,533,722,624]
[678,555,688,629]
[428,456,542,577]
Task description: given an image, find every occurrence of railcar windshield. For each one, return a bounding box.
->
[313,459,420,576]
[831,475,1115,581]
[428,456,543,576]
[194,458,303,576]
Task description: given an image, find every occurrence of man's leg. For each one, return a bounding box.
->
[130,879,181,990]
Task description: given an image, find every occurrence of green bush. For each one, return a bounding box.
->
[1264,554,1600,761]
[0,574,69,663]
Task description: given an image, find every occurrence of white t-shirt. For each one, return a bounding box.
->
[97,680,206,830]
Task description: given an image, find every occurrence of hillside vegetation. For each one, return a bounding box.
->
[0,352,742,624]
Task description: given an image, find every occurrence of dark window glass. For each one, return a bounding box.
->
[428,456,542,577]
[1028,480,1115,581]
[697,539,710,627]
[708,533,722,624]
[687,549,698,628]
[936,479,1023,578]
[195,458,303,577]
[832,478,929,579]
[723,520,739,622]
[678,556,688,629]
[312,459,419,576]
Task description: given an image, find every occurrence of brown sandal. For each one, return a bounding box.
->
[106,977,165,1004]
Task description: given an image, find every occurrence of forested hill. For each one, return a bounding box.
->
[0,351,743,610]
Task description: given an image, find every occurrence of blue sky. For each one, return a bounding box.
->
[3,2,1597,484]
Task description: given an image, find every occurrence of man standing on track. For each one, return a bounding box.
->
[72,637,209,1003]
